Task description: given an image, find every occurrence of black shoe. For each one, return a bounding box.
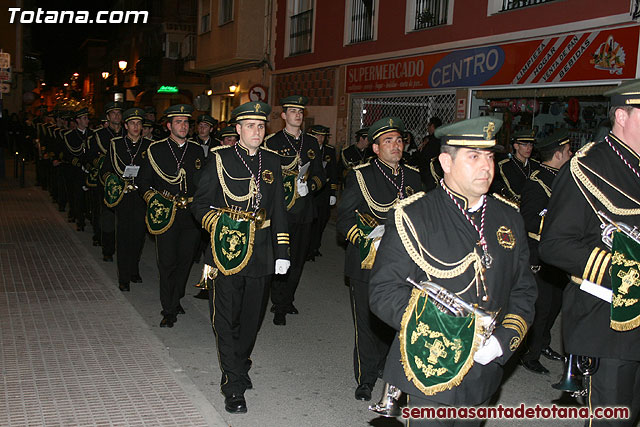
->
[103,255,113,262]
[131,274,142,283]
[270,304,276,313]
[194,289,209,300]
[520,359,549,374]
[355,383,372,401]
[176,304,185,315]
[315,249,322,257]
[119,282,130,292]
[224,393,247,414]
[273,312,286,325]
[286,304,299,315]
[541,347,564,362]
[159,316,174,328]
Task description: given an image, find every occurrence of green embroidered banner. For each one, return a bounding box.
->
[357,211,377,269]
[86,156,104,188]
[610,232,640,331]
[104,173,125,207]
[282,171,297,211]
[211,212,255,275]
[145,192,176,235]
[400,289,479,395]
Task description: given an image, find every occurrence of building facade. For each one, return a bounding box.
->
[272,0,639,151]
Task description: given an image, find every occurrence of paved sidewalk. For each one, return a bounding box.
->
[0,174,225,426]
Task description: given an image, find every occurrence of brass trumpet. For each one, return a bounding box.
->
[552,354,599,397]
[598,210,640,249]
[369,383,402,417]
[194,264,218,290]
[216,206,267,229]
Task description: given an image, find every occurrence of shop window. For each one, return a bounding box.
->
[288,0,314,56]
[219,0,233,25]
[346,0,378,44]
[488,0,559,14]
[407,0,452,32]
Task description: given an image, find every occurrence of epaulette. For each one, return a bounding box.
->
[260,146,280,155]
[575,141,596,158]
[187,139,201,147]
[63,129,72,136]
[498,158,510,166]
[210,145,230,153]
[325,144,336,151]
[353,162,371,170]
[529,169,540,181]
[394,191,425,210]
[491,193,520,211]
[264,133,276,141]
[530,158,541,165]
[404,164,419,173]
[148,139,167,150]
[341,144,351,152]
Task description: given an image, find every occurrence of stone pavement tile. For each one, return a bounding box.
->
[0,183,224,426]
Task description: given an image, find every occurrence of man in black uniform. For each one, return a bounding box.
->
[519,129,572,374]
[138,104,205,328]
[340,127,374,182]
[369,117,536,426]
[87,101,124,258]
[62,108,91,232]
[192,101,290,414]
[411,116,442,189]
[142,119,155,141]
[337,117,422,401]
[264,95,325,325]
[193,114,218,159]
[215,125,239,146]
[494,129,540,203]
[101,108,152,292]
[539,81,640,426]
[307,125,338,261]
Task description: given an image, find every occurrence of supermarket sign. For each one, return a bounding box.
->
[345,25,639,93]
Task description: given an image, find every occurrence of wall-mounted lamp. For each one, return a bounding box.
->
[118,60,128,71]
[206,89,213,96]
[229,83,238,93]
[63,83,69,87]
[72,72,79,77]
[102,71,110,79]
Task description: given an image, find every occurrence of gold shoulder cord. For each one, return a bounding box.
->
[429,160,441,182]
[95,132,108,155]
[282,154,299,172]
[394,193,482,296]
[147,144,186,186]
[214,152,254,209]
[64,131,84,156]
[499,161,517,199]
[529,170,552,198]
[110,139,126,176]
[570,152,640,219]
[355,168,398,219]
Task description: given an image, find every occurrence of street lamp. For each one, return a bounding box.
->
[207,89,213,96]
[118,60,127,71]
[63,83,69,87]
[229,83,238,93]
[102,71,110,79]
[73,72,79,77]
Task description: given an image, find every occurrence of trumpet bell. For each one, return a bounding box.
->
[368,383,401,418]
[552,354,586,397]
[194,264,217,290]
[255,208,266,228]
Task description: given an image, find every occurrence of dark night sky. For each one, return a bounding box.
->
[25,0,127,85]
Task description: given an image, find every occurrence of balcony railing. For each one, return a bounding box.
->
[501,0,557,11]
[413,0,448,30]
[290,9,313,55]
[349,0,375,44]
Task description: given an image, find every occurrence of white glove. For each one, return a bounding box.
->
[373,238,381,251]
[329,195,337,206]
[296,179,309,197]
[473,335,502,365]
[275,259,290,275]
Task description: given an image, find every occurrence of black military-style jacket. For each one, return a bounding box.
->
[191,135,217,159]
[539,133,640,360]
[85,126,124,168]
[337,159,422,282]
[192,144,289,277]
[520,164,558,265]
[494,156,540,202]
[316,143,339,200]
[369,185,536,405]
[137,137,205,210]
[101,135,152,189]
[63,128,92,168]
[264,129,325,223]
[340,144,375,180]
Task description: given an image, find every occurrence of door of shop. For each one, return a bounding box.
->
[348,91,457,144]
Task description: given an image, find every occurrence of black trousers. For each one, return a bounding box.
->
[54,164,68,210]
[89,187,101,242]
[155,210,199,318]
[349,277,394,387]
[101,204,116,257]
[406,395,487,427]
[522,264,565,362]
[68,166,86,227]
[271,221,311,312]
[585,358,640,426]
[115,192,146,285]
[309,193,331,255]
[212,274,270,396]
